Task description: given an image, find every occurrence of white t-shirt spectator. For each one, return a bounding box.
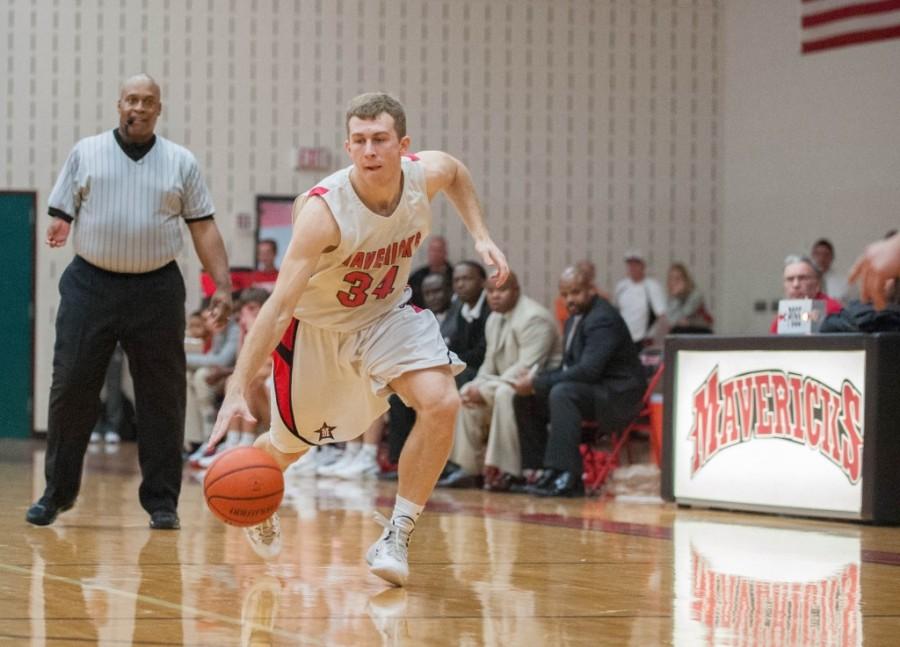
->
[614,277,667,342]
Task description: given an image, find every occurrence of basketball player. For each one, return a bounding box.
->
[209,92,508,586]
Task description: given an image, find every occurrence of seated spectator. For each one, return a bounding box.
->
[421,272,454,324]
[253,238,279,292]
[512,265,646,497]
[185,307,240,463]
[230,288,272,445]
[385,261,489,477]
[614,250,667,350]
[553,260,609,333]
[439,272,561,490]
[446,260,490,385]
[810,238,850,302]
[665,262,713,334]
[383,271,455,474]
[770,254,843,334]
[408,235,453,308]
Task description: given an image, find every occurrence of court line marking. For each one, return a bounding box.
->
[0,562,322,645]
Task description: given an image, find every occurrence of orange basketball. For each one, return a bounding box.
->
[203,446,284,527]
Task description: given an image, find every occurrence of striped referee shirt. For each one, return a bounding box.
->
[47,129,215,274]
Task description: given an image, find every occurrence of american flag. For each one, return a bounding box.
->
[801,0,900,54]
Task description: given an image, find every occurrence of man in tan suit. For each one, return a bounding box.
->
[439,272,561,490]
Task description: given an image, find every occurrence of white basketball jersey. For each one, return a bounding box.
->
[293,155,431,332]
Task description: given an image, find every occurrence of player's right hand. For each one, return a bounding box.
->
[209,391,257,448]
[46,218,70,248]
[475,238,510,286]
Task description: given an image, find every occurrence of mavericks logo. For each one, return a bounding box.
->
[689,367,863,483]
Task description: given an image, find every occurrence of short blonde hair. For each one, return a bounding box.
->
[346,92,406,138]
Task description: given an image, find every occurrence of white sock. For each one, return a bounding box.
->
[359,443,377,459]
[391,495,424,534]
[226,429,241,446]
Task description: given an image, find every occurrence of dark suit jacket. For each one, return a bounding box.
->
[534,295,646,424]
[445,295,490,386]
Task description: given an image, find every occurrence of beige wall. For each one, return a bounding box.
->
[3,0,720,431]
[720,0,900,334]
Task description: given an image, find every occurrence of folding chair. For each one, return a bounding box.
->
[581,361,665,495]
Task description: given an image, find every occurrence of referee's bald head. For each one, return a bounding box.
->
[117,74,162,142]
[119,73,160,99]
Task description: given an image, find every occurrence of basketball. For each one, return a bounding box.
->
[203,447,284,527]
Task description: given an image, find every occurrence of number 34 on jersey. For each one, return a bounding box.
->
[336,231,422,308]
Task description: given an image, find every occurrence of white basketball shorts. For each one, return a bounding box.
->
[268,302,465,453]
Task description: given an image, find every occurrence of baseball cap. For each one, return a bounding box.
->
[624,249,645,263]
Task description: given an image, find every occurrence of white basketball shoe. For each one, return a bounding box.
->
[243,512,282,560]
[333,447,380,479]
[366,512,413,587]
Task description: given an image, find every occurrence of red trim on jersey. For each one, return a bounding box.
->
[403,153,420,161]
[308,186,329,197]
[273,319,300,437]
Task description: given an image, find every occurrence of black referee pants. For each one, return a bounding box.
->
[42,256,186,515]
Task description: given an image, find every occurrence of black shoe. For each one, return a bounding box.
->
[149,510,181,530]
[437,465,483,489]
[26,499,74,526]
[528,470,585,498]
[525,469,560,493]
[484,472,526,492]
[438,460,461,481]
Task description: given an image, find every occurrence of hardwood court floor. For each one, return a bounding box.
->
[3,439,900,646]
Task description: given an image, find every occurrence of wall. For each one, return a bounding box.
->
[720,0,900,334]
[2,0,720,431]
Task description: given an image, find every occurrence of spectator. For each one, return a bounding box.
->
[185,308,240,464]
[421,272,453,324]
[254,238,279,292]
[439,272,561,490]
[26,73,232,530]
[665,263,713,334]
[89,344,128,445]
[386,261,489,477]
[384,272,454,473]
[513,265,646,497]
[446,260,490,386]
[205,288,273,460]
[408,235,453,308]
[614,250,667,350]
[811,238,851,302]
[553,260,609,333]
[770,254,843,333]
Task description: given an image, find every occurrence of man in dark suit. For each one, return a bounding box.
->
[512,265,646,497]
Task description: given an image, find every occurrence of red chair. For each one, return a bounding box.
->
[581,361,665,495]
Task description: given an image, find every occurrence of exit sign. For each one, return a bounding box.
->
[295,147,332,171]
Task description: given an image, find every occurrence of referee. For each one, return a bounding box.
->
[26,73,232,530]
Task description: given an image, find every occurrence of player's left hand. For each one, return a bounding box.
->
[475,238,510,286]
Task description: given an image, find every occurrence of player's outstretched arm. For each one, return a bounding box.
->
[849,232,900,310]
[419,150,509,286]
[209,196,340,445]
